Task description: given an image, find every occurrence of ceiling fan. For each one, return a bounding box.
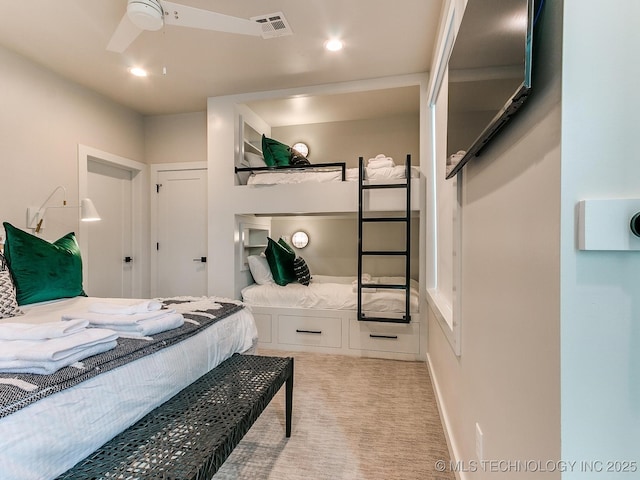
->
[107,0,291,53]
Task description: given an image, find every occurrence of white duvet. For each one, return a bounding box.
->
[0,296,258,480]
[241,274,419,313]
[246,165,419,185]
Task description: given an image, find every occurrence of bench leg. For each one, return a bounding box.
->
[285,359,294,437]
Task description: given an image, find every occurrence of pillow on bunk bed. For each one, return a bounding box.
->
[0,253,23,318]
[293,256,311,286]
[2,222,86,306]
[243,152,266,167]
[262,135,292,167]
[264,237,296,286]
[247,255,274,285]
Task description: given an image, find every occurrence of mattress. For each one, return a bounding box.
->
[246,165,419,185]
[241,274,419,313]
[0,296,257,480]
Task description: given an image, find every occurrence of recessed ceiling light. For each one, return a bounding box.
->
[129,67,148,77]
[324,39,343,52]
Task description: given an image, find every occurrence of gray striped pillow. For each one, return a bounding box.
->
[293,257,311,286]
[0,254,23,318]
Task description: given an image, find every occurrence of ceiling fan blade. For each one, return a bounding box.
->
[107,13,144,53]
[161,1,262,36]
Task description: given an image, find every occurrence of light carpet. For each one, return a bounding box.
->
[212,350,454,480]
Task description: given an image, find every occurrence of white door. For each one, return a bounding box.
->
[155,168,207,297]
[87,161,134,298]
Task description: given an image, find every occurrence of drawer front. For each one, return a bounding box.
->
[278,315,342,348]
[349,320,419,354]
[252,313,272,343]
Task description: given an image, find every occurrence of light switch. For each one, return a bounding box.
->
[578,199,640,250]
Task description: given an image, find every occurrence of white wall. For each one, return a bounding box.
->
[560,0,640,476]
[270,215,420,279]
[144,112,207,164]
[426,1,562,478]
[0,45,144,243]
[273,114,419,168]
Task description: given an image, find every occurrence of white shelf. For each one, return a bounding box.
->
[240,225,270,270]
[240,116,263,158]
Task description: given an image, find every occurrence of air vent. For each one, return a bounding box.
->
[250,11,293,39]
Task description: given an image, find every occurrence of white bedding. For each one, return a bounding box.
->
[246,165,419,185]
[241,274,419,313]
[0,296,258,480]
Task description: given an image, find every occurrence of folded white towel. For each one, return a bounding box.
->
[89,300,163,315]
[62,308,175,325]
[97,312,185,337]
[367,158,395,169]
[447,150,465,166]
[352,276,378,293]
[0,328,118,362]
[0,319,89,340]
[0,339,117,375]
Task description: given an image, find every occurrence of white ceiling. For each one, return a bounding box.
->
[0,0,443,119]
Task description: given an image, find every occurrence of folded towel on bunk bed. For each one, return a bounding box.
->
[367,154,395,169]
[352,275,378,293]
[61,308,185,338]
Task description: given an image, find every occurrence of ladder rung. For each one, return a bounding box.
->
[362,217,407,223]
[361,250,408,256]
[361,283,407,290]
[358,314,411,324]
[362,183,407,190]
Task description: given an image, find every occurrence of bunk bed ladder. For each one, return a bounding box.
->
[357,154,411,324]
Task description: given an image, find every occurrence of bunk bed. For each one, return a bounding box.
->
[0,223,261,480]
[236,147,419,186]
[239,156,422,361]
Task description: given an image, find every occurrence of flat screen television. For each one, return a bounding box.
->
[445,0,541,179]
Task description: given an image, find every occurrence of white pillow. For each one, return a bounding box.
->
[244,152,266,167]
[247,255,274,285]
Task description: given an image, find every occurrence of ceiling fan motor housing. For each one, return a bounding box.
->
[127,0,164,31]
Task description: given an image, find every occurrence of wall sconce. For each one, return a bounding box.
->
[292,142,309,158]
[27,185,101,234]
[291,231,309,248]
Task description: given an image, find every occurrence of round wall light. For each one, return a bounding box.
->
[292,142,309,157]
[291,231,309,248]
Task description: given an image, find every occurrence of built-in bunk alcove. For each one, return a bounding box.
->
[235,211,423,360]
[234,84,421,187]
[237,213,420,282]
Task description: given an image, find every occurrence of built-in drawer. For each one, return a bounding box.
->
[252,312,272,343]
[278,314,342,348]
[349,320,419,354]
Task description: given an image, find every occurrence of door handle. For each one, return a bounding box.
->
[193,257,207,263]
[124,256,133,263]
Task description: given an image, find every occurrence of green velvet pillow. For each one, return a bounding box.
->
[264,237,296,286]
[262,135,292,167]
[278,237,295,255]
[2,222,86,305]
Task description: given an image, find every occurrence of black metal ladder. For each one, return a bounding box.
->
[357,154,412,324]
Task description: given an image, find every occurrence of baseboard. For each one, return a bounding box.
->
[426,352,466,480]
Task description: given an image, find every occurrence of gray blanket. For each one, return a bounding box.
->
[0,297,244,419]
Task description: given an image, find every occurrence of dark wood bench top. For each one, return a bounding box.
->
[56,354,294,480]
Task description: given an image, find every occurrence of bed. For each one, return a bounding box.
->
[236,151,419,186]
[242,250,421,360]
[242,274,419,314]
[0,295,257,480]
[0,222,258,480]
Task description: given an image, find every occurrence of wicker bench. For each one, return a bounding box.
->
[56,354,294,480]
